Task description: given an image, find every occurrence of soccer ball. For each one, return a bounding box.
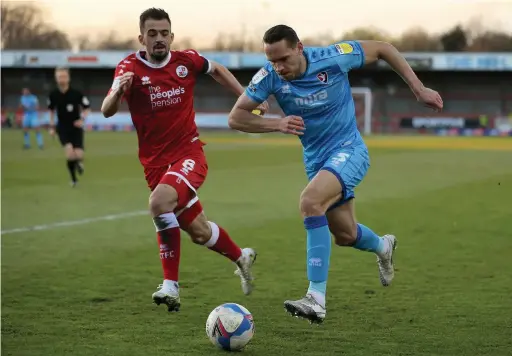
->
[206,303,255,351]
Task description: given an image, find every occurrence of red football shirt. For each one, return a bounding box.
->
[109,49,211,168]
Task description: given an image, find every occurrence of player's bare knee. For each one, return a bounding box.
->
[149,185,178,217]
[299,191,325,217]
[331,223,358,246]
[64,145,74,159]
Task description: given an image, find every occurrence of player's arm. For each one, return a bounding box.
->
[229,94,304,135]
[101,69,133,118]
[101,88,123,118]
[186,49,269,113]
[359,41,423,95]
[229,94,281,133]
[358,41,443,110]
[208,61,246,97]
[206,59,269,112]
[76,93,91,127]
[80,93,91,119]
[229,67,303,135]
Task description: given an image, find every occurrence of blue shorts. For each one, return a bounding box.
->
[306,144,370,210]
[22,114,40,128]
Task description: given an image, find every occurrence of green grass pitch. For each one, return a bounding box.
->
[2,130,512,355]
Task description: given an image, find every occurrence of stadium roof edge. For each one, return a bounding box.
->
[1,50,511,71]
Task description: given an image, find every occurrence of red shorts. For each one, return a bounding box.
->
[144,149,208,212]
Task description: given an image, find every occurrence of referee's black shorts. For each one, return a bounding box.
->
[57,127,84,149]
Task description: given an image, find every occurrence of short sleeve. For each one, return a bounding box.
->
[108,62,130,95]
[80,92,90,109]
[182,49,211,74]
[108,63,126,94]
[47,92,55,110]
[330,41,365,72]
[244,67,272,104]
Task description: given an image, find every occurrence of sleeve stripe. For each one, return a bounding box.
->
[355,41,365,68]
[204,59,212,74]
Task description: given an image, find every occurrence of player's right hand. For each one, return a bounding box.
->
[416,87,443,112]
[48,127,55,136]
[118,72,134,94]
[279,116,305,136]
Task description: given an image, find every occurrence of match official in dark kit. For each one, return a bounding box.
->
[48,67,90,187]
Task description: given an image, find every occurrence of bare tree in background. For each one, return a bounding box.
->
[212,34,228,51]
[73,32,196,51]
[94,32,138,50]
[339,27,393,42]
[440,25,467,52]
[210,32,247,51]
[74,34,94,51]
[172,37,194,50]
[2,2,512,53]
[395,27,441,52]
[464,17,512,52]
[468,31,512,52]
[1,2,71,49]
[302,32,335,47]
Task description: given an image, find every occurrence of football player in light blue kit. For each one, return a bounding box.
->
[20,88,44,149]
[228,25,443,324]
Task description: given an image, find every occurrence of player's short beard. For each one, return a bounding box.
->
[150,51,168,63]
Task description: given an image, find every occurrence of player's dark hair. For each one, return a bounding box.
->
[55,66,69,73]
[139,8,171,32]
[263,25,300,47]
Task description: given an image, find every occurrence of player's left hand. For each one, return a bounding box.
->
[256,101,269,115]
[279,115,305,136]
[74,120,84,128]
[416,87,443,112]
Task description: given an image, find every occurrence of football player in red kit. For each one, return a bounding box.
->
[101,7,268,312]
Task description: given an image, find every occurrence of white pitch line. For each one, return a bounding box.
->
[1,210,148,236]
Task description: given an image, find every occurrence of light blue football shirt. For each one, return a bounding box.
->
[20,94,38,114]
[245,41,366,169]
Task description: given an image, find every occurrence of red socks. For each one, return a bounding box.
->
[204,221,242,262]
[153,213,243,283]
[154,212,181,281]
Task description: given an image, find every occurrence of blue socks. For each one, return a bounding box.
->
[353,223,384,254]
[23,132,30,147]
[23,132,43,148]
[36,132,43,148]
[302,218,384,307]
[304,215,331,307]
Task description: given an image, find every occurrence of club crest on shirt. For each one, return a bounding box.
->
[317,71,328,84]
[176,65,188,78]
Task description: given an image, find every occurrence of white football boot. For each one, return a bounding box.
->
[284,294,326,324]
[234,248,257,295]
[152,283,181,312]
[377,234,398,286]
